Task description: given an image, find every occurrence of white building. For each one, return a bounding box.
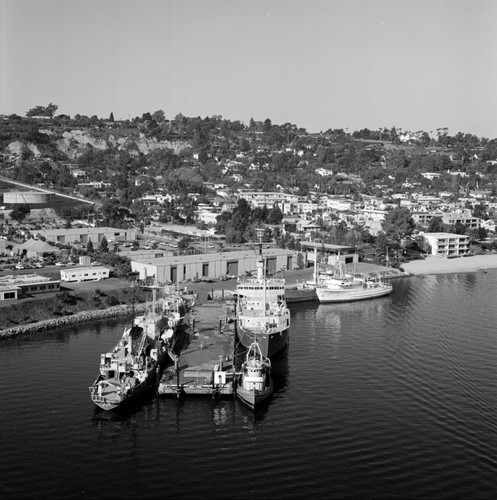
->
[359,207,388,222]
[421,232,470,256]
[442,211,481,230]
[196,209,221,225]
[322,197,357,211]
[60,266,110,282]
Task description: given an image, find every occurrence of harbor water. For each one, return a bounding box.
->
[1,271,496,499]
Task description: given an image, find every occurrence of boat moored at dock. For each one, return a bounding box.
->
[314,260,392,303]
[236,341,274,409]
[315,278,393,303]
[235,244,290,358]
[89,288,186,411]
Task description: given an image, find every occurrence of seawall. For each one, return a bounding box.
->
[0,303,151,341]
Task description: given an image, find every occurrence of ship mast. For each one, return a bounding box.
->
[313,243,318,285]
[255,228,266,317]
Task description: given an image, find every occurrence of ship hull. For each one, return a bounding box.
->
[90,353,167,411]
[316,284,392,303]
[236,323,289,358]
[284,286,317,303]
[236,382,274,409]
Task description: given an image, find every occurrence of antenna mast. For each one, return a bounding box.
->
[255,228,267,316]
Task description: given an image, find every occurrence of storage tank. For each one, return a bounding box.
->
[4,191,55,204]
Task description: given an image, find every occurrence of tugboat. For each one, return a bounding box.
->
[236,341,274,409]
[235,243,290,358]
[89,287,185,411]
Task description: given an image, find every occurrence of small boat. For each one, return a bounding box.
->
[236,341,274,409]
[89,288,186,411]
[236,243,290,358]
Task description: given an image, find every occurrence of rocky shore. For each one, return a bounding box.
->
[0,303,150,340]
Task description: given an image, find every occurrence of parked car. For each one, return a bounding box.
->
[55,262,65,267]
[15,263,25,270]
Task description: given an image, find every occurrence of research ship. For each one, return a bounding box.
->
[89,288,185,411]
[235,244,290,358]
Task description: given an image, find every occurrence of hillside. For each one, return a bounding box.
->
[1,113,496,210]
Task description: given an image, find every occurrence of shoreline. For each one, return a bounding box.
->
[401,253,497,276]
[2,254,496,340]
[0,303,149,340]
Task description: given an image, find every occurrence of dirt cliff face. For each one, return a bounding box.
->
[6,140,44,162]
[4,129,192,162]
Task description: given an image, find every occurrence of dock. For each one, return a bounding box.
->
[158,301,239,398]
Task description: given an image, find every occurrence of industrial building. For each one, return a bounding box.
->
[299,241,358,265]
[60,266,110,282]
[0,274,61,301]
[33,227,137,246]
[130,248,299,283]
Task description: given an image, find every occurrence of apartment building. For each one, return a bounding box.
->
[421,232,470,256]
[441,211,481,230]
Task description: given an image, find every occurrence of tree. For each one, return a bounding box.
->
[427,216,445,232]
[178,236,192,250]
[10,204,31,223]
[99,236,109,253]
[453,222,467,235]
[472,202,487,220]
[109,112,115,122]
[152,110,165,122]
[267,204,283,224]
[381,207,415,243]
[26,103,58,117]
[87,239,94,253]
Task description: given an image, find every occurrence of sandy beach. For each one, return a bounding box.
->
[401,253,497,275]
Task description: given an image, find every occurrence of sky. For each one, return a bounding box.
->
[2,0,497,139]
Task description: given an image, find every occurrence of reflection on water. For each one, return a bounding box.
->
[2,270,497,500]
[92,412,136,442]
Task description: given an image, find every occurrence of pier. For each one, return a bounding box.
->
[158,301,239,398]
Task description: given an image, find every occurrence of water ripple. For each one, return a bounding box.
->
[1,271,497,499]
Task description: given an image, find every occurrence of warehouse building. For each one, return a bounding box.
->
[33,227,137,246]
[130,248,299,283]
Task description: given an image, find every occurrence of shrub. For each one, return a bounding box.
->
[104,295,120,307]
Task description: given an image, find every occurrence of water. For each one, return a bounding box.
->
[1,272,496,499]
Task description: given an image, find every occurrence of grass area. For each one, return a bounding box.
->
[0,286,149,330]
